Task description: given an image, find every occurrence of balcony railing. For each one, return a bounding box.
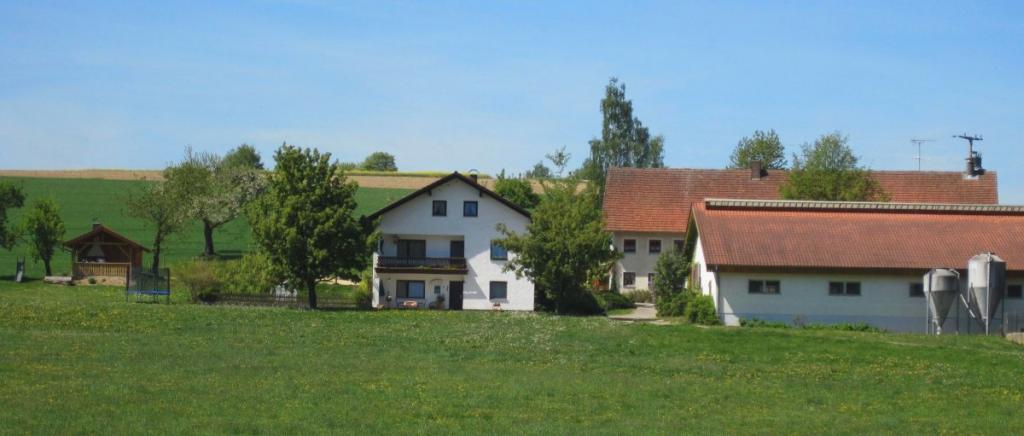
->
[376,256,467,270]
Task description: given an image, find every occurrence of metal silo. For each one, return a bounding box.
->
[967,253,1007,335]
[923,268,960,334]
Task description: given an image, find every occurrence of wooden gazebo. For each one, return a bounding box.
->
[63,224,149,280]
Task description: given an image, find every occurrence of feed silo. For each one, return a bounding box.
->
[967,253,1007,335]
[923,269,960,334]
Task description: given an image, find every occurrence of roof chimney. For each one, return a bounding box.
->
[750,161,765,180]
[468,169,479,183]
[92,222,101,230]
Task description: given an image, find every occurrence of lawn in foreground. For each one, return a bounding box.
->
[1,281,1022,434]
[0,176,412,278]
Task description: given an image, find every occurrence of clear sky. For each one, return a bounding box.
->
[2,1,1022,202]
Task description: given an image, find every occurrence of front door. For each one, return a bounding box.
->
[449,281,464,310]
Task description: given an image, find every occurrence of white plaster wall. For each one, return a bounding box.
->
[611,231,685,291]
[372,178,534,311]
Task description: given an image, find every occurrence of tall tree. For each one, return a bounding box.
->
[728,129,787,169]
[361,151,398,172]
[166,148,266,256]
[493,170,540,210]
[524,161,553,179]
[126,182,188,272]
[249,145,373,309]
[20,198,65,276]
[496,153,619,314]
[0,182,26,250]
[581,78,665,189]
[780,132,888,201]
[222,143,264,170]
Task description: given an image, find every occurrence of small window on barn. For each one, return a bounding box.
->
[649,240,661,254]
[1008,285,1023,299]
[623,272,636,288]
[909,283,924,298]
[749,280,780,294]
[432,200,447,217]
[623,239,636,253]
[829,282,861,296]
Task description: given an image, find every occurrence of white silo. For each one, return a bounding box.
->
[923,269,960,334]
[967,253,1007,335]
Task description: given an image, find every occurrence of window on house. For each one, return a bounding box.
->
[1008,284,1023,299]
[463,201,478,217]
[749,280,780,294]
[490,240,508,260]
[490,281,508,300]
[909,283,924,298]
[830,282,861,296]
[432,200,447,216]
[397,281,426,299]
[623,239,636,253]
[648,273,656,289]
[649,239,661,254]
[396,240,426,258]
[623,272,636,287]
[673,239,685,252]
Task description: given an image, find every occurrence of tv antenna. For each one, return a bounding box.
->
[910,138,934,171]
[954,133,984,176]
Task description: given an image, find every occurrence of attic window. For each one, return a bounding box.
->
[463,201,478,217]
[623,239,636,253]
[648,240,661,254]
[432,200,447,217]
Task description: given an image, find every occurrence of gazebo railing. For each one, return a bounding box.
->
[73,262,131,279]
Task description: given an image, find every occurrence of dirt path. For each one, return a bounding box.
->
[608,303,666,323]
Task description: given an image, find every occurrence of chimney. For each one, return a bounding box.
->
[750,161,765,180]
[468,170,479,183]
[92,222,101,230]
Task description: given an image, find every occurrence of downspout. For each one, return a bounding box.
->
[713,265,723,323]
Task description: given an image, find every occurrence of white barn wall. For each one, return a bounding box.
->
[612,231,685,291]
[372,178,534,311]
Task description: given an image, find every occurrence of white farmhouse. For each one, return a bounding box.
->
[365,172,534,311]
[602,165,998,293]
[687,199,1024,332]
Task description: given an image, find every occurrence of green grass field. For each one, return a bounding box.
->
[0,177,411,279]
[1,281,1022,434]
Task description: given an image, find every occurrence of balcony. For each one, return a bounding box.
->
[375,256,468,274]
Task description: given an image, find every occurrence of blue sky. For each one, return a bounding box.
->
[2,1,1022,202]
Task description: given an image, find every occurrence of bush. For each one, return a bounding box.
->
[558,290,605,315]
[87,277,96,285]
[218,252,284,295]
[656,291,690,317]
[627,289,653,303]
[684,293,720,325]
[740,318,790,329]
[353,268,374,309]
[595,291,635,311]
[178,259,223,303]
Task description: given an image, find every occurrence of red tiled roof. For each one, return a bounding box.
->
[602,167,999,233]
[692,200,1024,272]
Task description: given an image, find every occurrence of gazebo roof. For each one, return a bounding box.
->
[63,224,150,252]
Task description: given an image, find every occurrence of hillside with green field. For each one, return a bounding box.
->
[0,177,412,278]
[0,282,1022,434]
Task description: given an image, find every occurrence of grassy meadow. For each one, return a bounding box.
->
[0,176,412,278]
[1,281,1022,434]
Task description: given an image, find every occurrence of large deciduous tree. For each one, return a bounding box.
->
[165,147,266,256]
[780,132,888,201]
[222,143,264,170]
[361,151,398,172]
[496,152,619,314]
[580,78,664,190]
[0,182,26,250]
[126,182,188,272]
[248,145,373,309]
[20,198,65,276]
[728,129,787,170]
[493,170,539,210]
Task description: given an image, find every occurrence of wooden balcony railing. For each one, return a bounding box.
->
[376,256,467,270]
[73,262,130,279]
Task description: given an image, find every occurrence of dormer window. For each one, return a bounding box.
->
[463,201,478,217]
